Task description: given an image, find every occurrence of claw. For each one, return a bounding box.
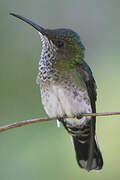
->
[58,117,64,121]
[76,113,83,119]
[56,117,64,128]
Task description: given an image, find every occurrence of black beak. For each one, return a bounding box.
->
[10,13,46,35]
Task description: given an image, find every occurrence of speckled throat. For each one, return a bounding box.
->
[36,32,59,84]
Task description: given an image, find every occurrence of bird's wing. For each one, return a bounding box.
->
[79,60,97,114]
[77,60,97,169]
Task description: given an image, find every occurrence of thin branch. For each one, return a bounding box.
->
[0,112,120,133]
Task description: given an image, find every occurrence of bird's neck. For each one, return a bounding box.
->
[37,42,84,84]
[38,55,84,88]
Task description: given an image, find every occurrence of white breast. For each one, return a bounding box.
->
[40,84,92,127]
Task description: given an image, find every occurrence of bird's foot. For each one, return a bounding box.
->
[57,117,64,122]
[57,117,64,128]
[76,113,83,119]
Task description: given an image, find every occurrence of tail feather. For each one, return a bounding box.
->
[72,135,103,171]
[61,117,103,171]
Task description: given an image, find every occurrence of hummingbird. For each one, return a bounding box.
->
[10,13,103,171]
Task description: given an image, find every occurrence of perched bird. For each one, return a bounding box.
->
[10,13,103,171]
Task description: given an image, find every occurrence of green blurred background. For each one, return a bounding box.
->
[0,0,120,179]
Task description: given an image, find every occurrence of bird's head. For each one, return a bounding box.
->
[10,13,85,70]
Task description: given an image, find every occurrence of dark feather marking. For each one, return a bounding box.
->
[79,61,103,170]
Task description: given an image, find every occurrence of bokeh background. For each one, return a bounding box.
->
[0,0,120,179]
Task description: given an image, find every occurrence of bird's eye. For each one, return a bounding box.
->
[54,40,64,48]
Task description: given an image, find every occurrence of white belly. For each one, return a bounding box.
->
[40,84,92,126]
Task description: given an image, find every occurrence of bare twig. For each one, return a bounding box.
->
[0,112,120,133]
